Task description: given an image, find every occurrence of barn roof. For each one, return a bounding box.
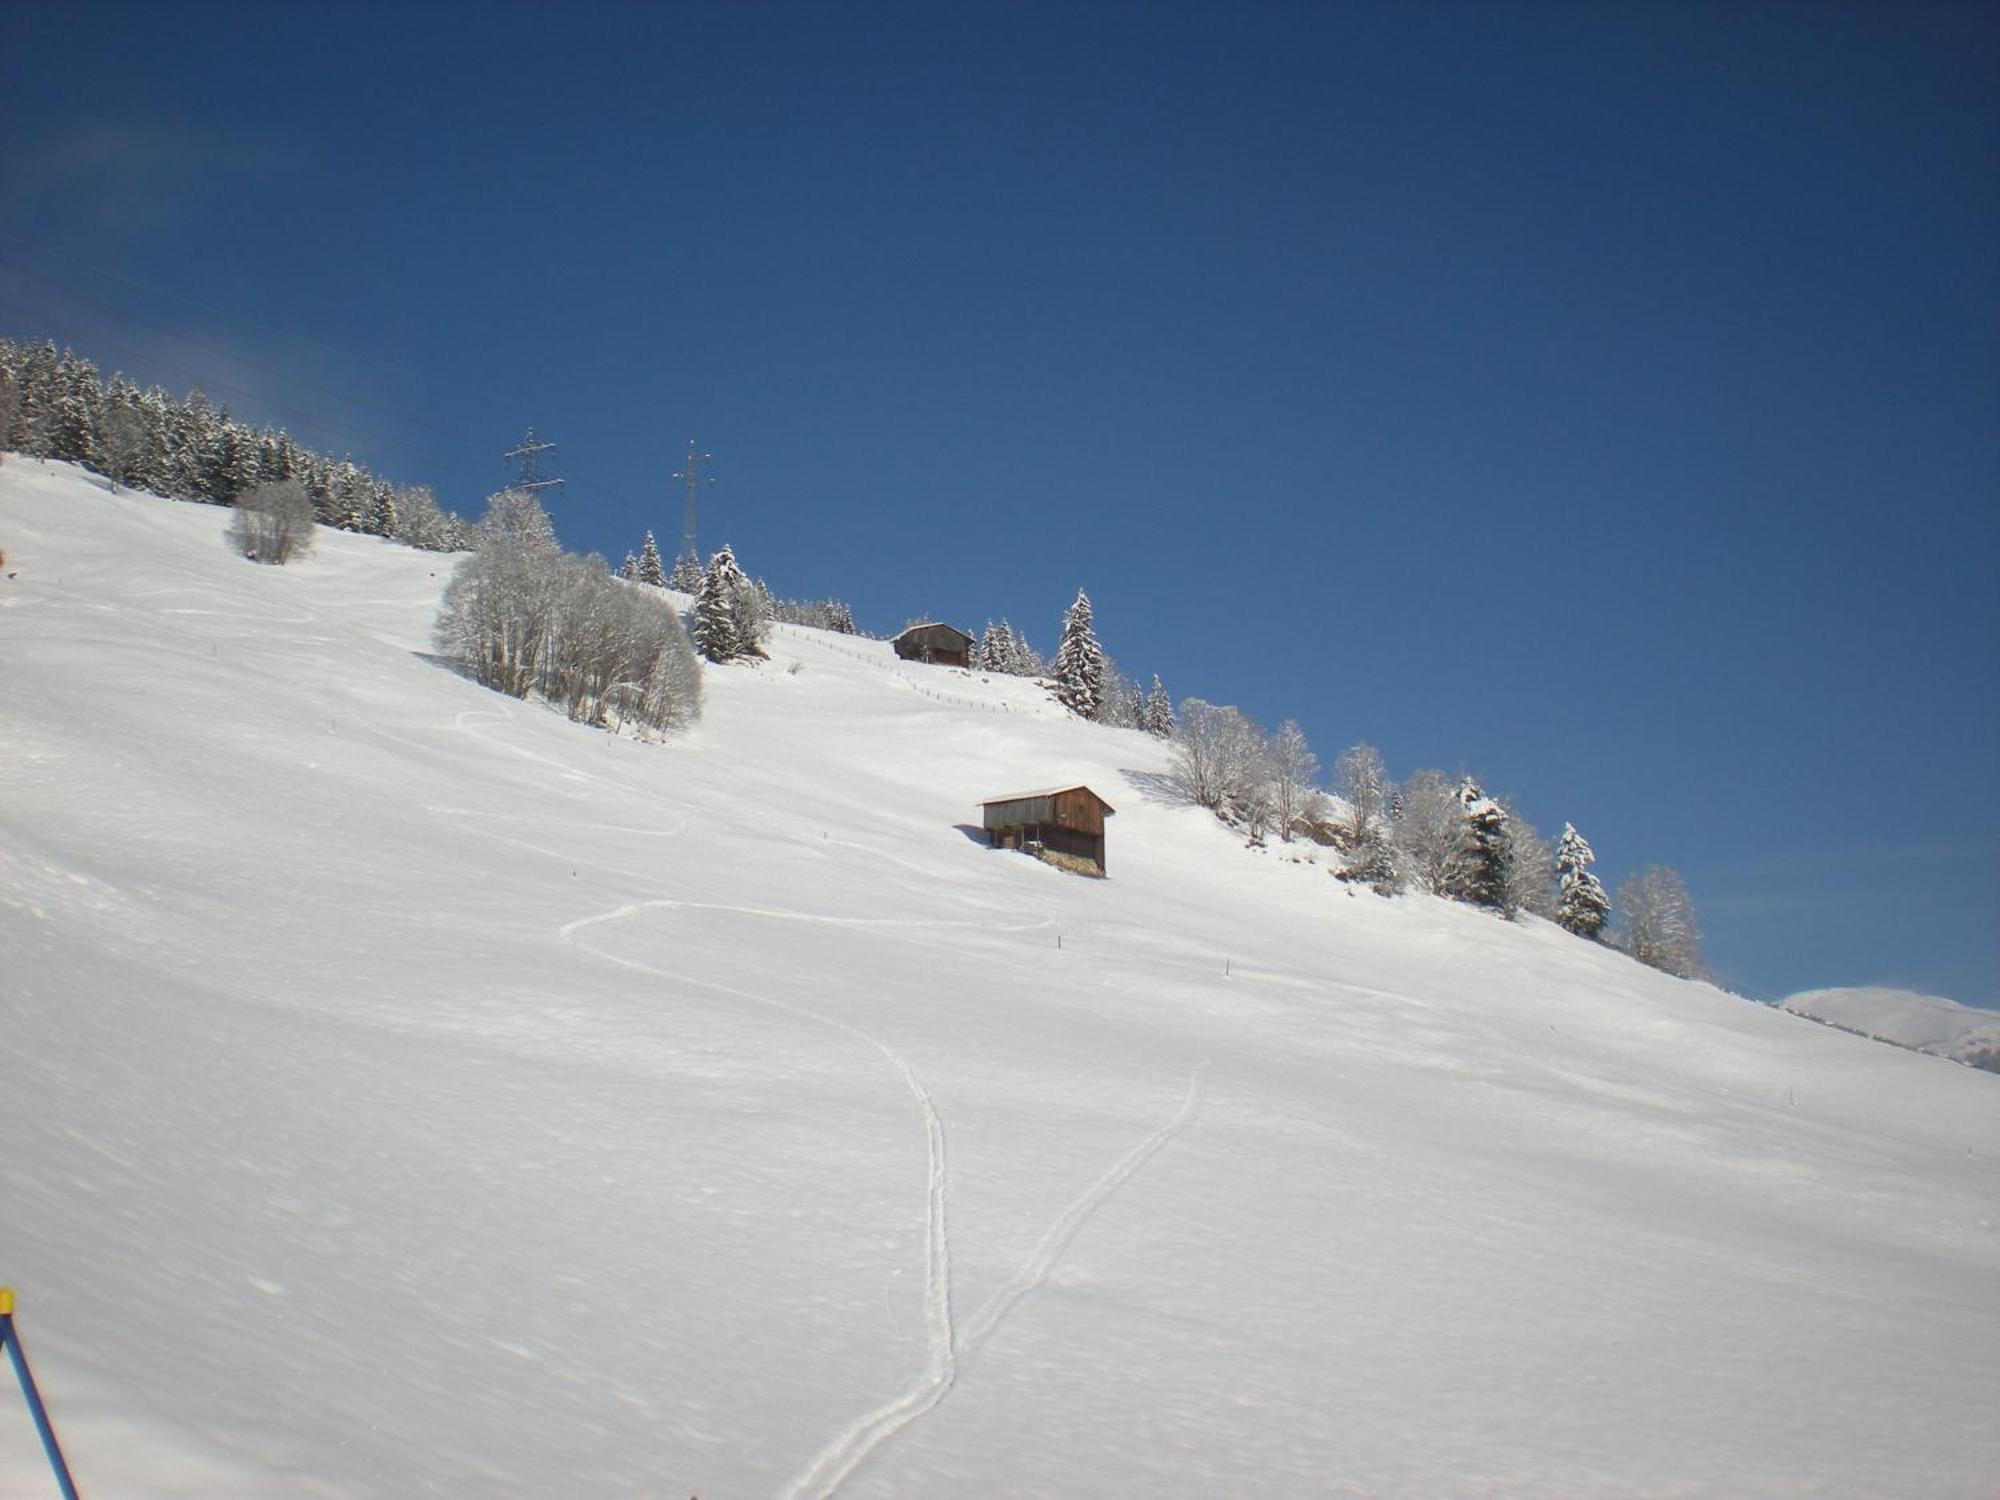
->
[894,621,973,643]
[980,785,1117,813]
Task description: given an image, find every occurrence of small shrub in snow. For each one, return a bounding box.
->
[230,479,316,565]
[1032,846,1104,879]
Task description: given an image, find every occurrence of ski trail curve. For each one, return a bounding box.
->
[958,1062,1209,1360]
[557,899,959,1500]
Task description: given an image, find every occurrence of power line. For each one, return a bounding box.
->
[673,440,713,564]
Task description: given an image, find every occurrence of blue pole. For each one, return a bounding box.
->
[1,1302,83,1500]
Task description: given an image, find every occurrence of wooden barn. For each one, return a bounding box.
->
[893,622,974,667]
[980,785,1117,875]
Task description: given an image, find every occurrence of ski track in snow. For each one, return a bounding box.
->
[559,894,1203,1500]
[787,1062,1211,1500]
[557,899,959,1500]
[956,1061,1209,1361]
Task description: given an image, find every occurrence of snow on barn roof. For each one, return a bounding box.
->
[894,621,972,640]
[979,785,1117,812]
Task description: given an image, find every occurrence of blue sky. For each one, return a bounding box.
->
[4,0,1994,1006]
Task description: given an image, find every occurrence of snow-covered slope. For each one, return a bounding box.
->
[1784,986,2000,1070]
[3,460,1998,1498]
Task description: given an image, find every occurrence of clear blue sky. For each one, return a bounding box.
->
[4,1,1994,1006]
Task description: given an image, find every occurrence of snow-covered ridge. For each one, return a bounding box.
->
[1783,986,2000,1071]
[3,459,1998,1497]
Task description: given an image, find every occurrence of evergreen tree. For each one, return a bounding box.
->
[637,530,666,587]
[1451,777,1514,913]
[1554,823,1611,941]
[618,551,641,581]
[1142,675,1175,737]
[51,351,103,466]
[1052,589,1105,718]
[693,544,746,663]
[366,482,398,539]
[0,342,20,450]
[1339,820,1402,894]
[97,375,149,490]
[731,566,770,655]
[669,550,704,593]
[12,341,61,457]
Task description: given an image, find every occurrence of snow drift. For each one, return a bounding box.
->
[2,459,1998,1498]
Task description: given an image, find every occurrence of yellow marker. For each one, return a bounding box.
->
[0,1287,12,1316]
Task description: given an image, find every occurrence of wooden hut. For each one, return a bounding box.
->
[980,785,1116,875]
[894,622,974,667]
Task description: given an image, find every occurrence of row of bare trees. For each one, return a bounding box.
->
[1164,703,1703,978]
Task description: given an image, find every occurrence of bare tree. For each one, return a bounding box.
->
[1389,769,1464,895]
[435,541,701,734]
[1267,719,1319,842]
[1617,865,1706,979]
[1170,700,1269,818]
[1335,743,1389,843]
[478,487,558,549]
[229,479,316,565]
[1498,795,1556,919]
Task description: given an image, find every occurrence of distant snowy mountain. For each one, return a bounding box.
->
[3,458,1998,1498]
[1783,986,2000,1071]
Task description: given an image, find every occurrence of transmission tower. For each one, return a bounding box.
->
[674,440,714,566]
[502,428,565,504]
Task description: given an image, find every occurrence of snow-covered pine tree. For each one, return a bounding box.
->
[693,544,752,663]
[97,374,150,491]
[9,341,61,458]
[51,351,103,467]
[1554,822,1611,940]
[366,482,398,539]
[733,574,771,654]
[1052,589,1106,718]
[1098,661,1143,728]
[618,552,641,580]
[1338,820,1401,894]
[637,531,666,588]
[1453,777,1514,914]
[669,551,704,593]
[394,485,457,550]
[1142,675,1175,737]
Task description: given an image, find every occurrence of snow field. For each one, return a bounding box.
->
[2,461,1998,1497]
